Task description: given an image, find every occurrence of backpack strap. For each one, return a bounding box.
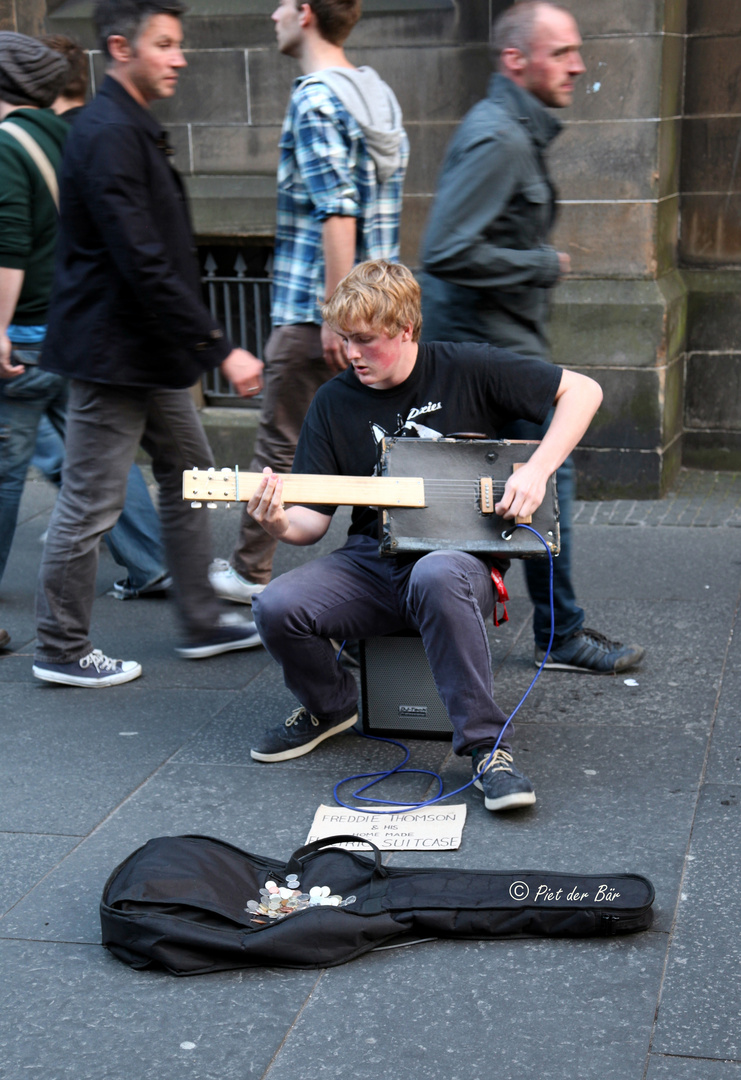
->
[1,121,59,211]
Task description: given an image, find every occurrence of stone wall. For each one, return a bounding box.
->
[48,0,505,259]
[39,0,741,490]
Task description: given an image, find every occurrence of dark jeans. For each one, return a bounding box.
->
[231,324,332,585]
[36,381,221,662]
[253,535,512,757]
[29,412,166,591]
[0,364,165,589]
[501,415,584,649]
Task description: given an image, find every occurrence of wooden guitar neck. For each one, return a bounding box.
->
[183,468,427,508]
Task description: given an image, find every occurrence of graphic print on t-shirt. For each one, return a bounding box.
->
[370,400,443,466]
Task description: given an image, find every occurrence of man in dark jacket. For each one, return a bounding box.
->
[0,33,170,626]
[420,1,644,676]
[33,0,265,687]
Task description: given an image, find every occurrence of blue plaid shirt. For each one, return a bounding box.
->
[271,75,408,327]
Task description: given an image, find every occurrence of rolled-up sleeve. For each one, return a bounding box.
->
[293,96,360,222]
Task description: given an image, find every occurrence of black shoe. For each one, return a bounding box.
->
[111,572,172,601]
[534,627,644,674]
[176,617,262,659]
[472,747,536,812]
[251,706,358,762]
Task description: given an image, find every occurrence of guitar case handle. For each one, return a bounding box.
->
[285,834,388,880]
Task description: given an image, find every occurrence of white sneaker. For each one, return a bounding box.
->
[209,558,266,604]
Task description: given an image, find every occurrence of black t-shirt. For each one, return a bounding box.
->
[292,340,562,538]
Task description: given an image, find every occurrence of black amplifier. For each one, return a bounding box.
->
[360,631,453,739]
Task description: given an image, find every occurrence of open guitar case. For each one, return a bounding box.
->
[101,835,655,975]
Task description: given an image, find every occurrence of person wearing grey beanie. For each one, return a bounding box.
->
[0,32,71,654]
[0,32,69,109]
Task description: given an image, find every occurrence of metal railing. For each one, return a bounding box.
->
[200,252,272,406]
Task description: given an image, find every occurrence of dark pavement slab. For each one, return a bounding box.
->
[1,469,740,1080]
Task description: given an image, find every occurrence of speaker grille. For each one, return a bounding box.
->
[361,635,453,738]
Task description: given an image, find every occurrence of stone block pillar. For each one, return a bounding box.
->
[680,2,741,470]
[548,0,687,497]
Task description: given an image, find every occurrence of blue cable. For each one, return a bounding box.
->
[332,523,555,814]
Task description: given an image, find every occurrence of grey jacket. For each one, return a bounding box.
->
[419,74,563,360]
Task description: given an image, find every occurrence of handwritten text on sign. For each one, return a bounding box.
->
[306,804,467,851]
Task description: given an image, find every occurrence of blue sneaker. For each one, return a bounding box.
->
[251,706,358,762]
[472,747,536,812]
[33,649,142,687]
[535,627,644,674]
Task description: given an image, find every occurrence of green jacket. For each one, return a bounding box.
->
[0,107,68,326]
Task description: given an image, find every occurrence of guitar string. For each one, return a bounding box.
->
[196,481,511,493]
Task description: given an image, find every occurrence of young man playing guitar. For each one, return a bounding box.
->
[247,260,603,812]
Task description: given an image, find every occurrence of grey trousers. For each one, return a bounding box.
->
[35,380,222,662]
[253,535,512,757]
[231,324,332,585]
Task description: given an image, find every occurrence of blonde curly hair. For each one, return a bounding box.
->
[321,260,423,342]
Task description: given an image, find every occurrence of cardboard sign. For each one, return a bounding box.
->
[306,803,467,851]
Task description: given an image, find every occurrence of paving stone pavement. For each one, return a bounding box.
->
[573,468,741,528]
[1,469,740,1080]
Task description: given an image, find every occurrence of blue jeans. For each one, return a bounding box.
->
[0,364,165,588]
[31,414,65,484]
[500,415,584,649]
[253,535,512,757]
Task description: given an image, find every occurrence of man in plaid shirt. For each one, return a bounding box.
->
[211,0,408,604]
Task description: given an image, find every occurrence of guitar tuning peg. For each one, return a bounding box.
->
[191,501,202,508]
[206,502,217,510]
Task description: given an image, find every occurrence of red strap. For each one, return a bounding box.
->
[490,568,509,627]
